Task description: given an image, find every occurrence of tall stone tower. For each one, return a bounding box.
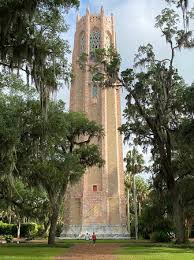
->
[61,7,128,238]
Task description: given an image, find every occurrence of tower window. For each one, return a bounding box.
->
[92,84,98,98]
[93,185,97,192]
[90,29,101,52]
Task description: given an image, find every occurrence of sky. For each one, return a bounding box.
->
[56,0,194,177]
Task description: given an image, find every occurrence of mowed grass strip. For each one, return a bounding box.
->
[0,243,70,260]
[116,244,194,260]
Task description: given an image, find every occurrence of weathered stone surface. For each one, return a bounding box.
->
[61,224,129,239]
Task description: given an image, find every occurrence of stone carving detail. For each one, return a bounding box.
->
[90,16,100,23]
[90,29,101,51]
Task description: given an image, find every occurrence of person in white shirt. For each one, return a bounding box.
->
[85,232,90,241]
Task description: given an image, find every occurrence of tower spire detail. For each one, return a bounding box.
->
[86,5,90,14]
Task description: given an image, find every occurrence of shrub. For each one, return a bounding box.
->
[20,223,38,238]
[55,223,63,237]
[150,231,171,242]
[191,228,194,238]
[4,235,13,243]
[11,225,17,236]
[36,224,45,237]
[0,222,39,238]
[0,222,15,235]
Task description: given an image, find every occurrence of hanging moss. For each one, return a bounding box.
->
[0,0,79,112]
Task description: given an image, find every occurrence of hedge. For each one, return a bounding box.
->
[0,221,40,238]
[150,231,172,242]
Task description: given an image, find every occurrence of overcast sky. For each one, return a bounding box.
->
[56,0,194,176]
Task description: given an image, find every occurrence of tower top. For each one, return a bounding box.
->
[78,6,114,19]
[86,5,90,14]
[76,6,114,28]
[74,6,116,52]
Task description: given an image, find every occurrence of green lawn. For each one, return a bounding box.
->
[1,240,194,260]
[0,243,69,260]
[116,243,194,260]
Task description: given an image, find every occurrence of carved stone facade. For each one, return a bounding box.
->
[61,7,128,239]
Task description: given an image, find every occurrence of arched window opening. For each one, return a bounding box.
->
[90,29,101,52]
[93,185,97,192]
[92,83,98,98]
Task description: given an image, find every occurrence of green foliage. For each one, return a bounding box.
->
[125,148,144,175]
[36,224,46,237]
[20,223,38,238]
[138,188,174,240]
[0,221,14,235]
[79,47,121,88]
[191,228,194,238]
[4,234,13,243]
[55,223,63,237]
[0,222,39,238]
[88,2,194,243]
[0,0,79,112]
[150,231,172,242]
[0,74,104,244]
[135,177,149,206]
[139,211,174,240]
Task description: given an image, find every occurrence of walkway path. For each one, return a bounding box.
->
[53,243,121,260]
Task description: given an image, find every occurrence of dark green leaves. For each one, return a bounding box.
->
[0,0,79,112]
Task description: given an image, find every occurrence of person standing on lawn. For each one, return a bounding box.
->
[92,232,96,246]
[85,232,90,242]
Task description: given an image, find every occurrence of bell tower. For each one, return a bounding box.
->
[61,7,128,238]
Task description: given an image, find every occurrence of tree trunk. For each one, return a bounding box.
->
[48,184,67,245]
[187,222,192,239]
[17,220,21,244]
[139,202,142,216]
[8,206,12,224]
[8,214,12,224]
[48,205,60,245]
[172,187,185,243]
[133,175,138,240]
[127,188,131,238]
[43,221,50,236]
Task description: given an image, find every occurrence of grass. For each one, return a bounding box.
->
[1,239,194,260]
[116,242,194,260]
[0,242,70,260]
